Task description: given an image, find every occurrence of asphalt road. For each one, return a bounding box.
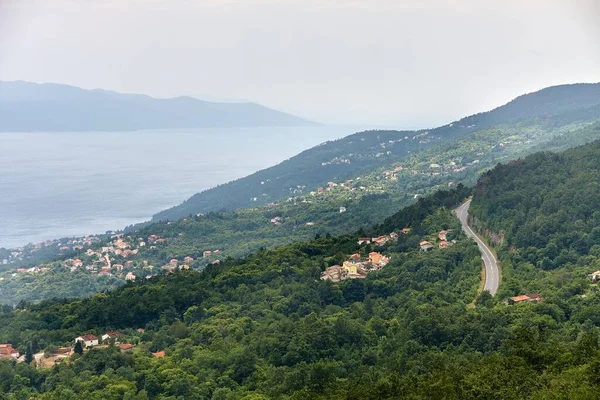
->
[456,200,500,296]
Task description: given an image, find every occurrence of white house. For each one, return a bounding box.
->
[102,331,124,343]
[75,334,99,348]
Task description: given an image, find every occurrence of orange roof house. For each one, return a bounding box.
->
[368,252,383,265]
[510,295,530,303]
[152,351,166,358]
[420,241,434,251]
[509,293,542,304]
[118,344,135,353]
[0,344,19,359]
[438,230,452,241]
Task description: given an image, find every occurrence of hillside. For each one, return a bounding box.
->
[154,82,600,221]
[0,81,314,131]
[4,178,600,398]
[470,140,600,278]
[3,106,600,304]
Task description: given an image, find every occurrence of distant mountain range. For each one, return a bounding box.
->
[153,82,600,221]
[0,81,315,131]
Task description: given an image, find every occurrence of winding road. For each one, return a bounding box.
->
[455,200,500,296]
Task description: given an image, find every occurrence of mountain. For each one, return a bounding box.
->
[0,81,314,131]
[154,82,600,221]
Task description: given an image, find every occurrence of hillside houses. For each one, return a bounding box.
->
[321,251,389,283]
[419,230,456,251]
[357,232,401,247]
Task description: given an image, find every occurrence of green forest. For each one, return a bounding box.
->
[5,145,600,399]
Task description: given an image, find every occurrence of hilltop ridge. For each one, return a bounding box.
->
[154,82,600,221]
[0,81,315,131]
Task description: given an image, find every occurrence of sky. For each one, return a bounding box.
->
[1,0,599,127]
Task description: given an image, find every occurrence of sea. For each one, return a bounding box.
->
[0,126,363,249]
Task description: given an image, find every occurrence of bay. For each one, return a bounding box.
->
[0,126,360,248]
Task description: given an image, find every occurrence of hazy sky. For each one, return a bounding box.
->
[1,0,599,126]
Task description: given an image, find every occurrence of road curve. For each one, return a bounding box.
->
[455,200,500,296]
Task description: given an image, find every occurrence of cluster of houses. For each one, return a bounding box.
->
[3,232,211,284]
[2,236,100,266]
[321,251,390,283]
[420,229,455,251]
[161,256,199,273]
[202,250,221,265]
[358,231,401,246]
[310,179,361,197]
[75,331,126,347]
[0,330,165,368]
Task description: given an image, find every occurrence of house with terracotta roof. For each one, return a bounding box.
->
[75,334,99,348]
[152,351,166,358]
[372,235,389,246]
[439,241,451,249]
[401,228,412,234]
[509,293,542,304]
[0,344,19,359]
[118,343,135,353]
[368,252,383,265]
[184,256,194,264]
[102,331,124,342]
[420,241,434,251]
[438,230,452,241]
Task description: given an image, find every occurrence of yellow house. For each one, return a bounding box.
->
[343,261,357,274]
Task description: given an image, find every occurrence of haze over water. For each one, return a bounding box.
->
[0,126,357,249]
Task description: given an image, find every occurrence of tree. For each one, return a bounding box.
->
[74,341,84,356]
[24,343,33,364]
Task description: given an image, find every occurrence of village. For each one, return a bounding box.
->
[1,232,222,285]
[0,329,166,369]
[320,228,458,283]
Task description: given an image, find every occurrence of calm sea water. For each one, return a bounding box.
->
[0,126,359,249]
